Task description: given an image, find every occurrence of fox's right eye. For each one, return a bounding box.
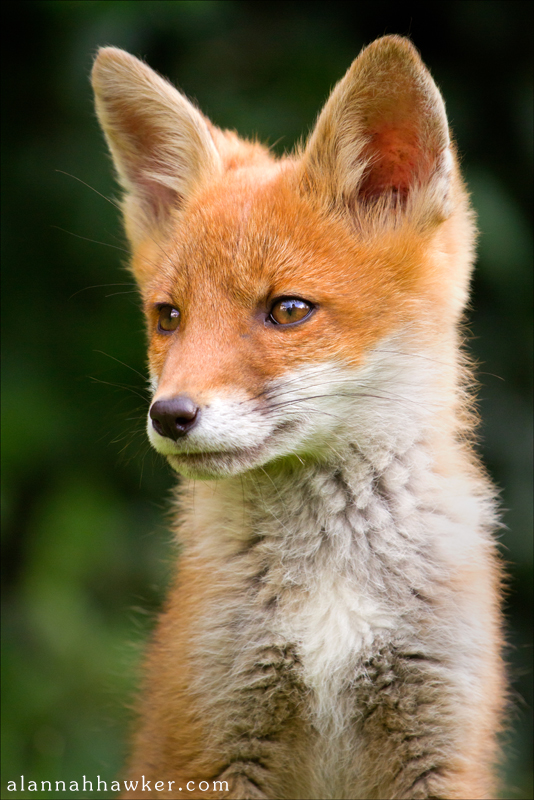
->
[157,305,180,333]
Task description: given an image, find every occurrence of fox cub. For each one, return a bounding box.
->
[92,36,504,800]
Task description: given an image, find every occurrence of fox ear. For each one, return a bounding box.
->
[303,36,452,226]
[91,47,221,247]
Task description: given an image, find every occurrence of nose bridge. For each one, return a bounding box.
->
[154,313,251,402]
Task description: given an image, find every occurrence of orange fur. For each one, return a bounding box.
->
[92,36,505,799]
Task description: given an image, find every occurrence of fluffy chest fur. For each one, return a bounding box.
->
[183,432,488,711]
[176,436,494,798]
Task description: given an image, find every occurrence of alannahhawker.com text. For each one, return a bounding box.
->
[6,776,229,793]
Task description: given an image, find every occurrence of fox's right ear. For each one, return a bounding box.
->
[91,47,221,248]
[302,36,453,229]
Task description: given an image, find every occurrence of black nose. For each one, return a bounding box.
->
[149,395,200,440]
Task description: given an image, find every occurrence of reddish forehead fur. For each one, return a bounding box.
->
[132,156,454,396]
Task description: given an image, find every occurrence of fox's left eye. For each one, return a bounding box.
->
[157,305,180,333]
[269,298,313,325]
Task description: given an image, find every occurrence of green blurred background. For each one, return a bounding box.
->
[2,1,532,797]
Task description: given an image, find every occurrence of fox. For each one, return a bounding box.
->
[91,35,505,800]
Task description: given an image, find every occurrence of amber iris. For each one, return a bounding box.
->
[269,298,312,325]
[157,305,180,332]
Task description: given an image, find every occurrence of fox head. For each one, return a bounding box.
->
[92,36,475,478]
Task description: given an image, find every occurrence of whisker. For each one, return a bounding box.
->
[68,282,137,301]
[269,403,345,423]
[56,170,122,212]
[93,351,148,382]
[56,224,165,294]
[111,431,143,446]
[243,365,344,404]
[53,225,131,254]
[57,221,169,287]
[89,376,150,402]
[257,377,359,404]
[377,348,457,368]
[57,169,177,275]
[263,392,421,414]
[105,290,140,298]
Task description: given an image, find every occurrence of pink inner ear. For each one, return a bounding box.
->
[358,124,433,201]
[134,169,182,221]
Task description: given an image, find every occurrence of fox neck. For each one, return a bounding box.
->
[179,418,473,587]
[180,433,471,727]
[235,434,441,567]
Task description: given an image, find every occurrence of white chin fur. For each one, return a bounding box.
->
[147,336,445,478]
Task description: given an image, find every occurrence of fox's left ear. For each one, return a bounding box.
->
[303,36,453,226]
[92,47,221,249]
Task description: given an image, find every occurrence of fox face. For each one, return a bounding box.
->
[92,36,475,480]
[139,178,441,479]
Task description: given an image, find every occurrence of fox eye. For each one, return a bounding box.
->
[269,298,313,326]
[157,305,180,333]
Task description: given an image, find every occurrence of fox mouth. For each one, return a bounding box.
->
[164,420,298,477]
[167,446,265,477]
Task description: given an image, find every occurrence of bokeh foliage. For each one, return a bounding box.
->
[2,2,532,797]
